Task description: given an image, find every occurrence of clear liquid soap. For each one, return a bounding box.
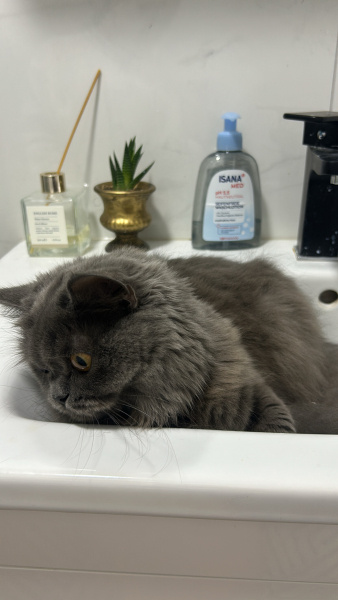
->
[192,113,262,250]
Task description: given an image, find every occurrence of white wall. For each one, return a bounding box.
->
[0,0,337,252]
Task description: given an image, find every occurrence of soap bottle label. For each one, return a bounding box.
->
[26,205,68,246]
[202,169,255,242]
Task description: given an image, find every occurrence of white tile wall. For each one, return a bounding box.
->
[0,0,337,254]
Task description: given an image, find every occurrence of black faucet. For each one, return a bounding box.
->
[284,111,338,258]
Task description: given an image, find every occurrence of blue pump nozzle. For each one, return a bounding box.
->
[217,112,242,151]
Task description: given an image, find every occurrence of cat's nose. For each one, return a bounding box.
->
[53,393,69,405]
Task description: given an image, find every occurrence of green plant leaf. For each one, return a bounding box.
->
[132,146,143,172]
[113,153,126,190]
[131,161,155,188]
[122,141,134,189]
[109,138,154,190]
[109,156,117,188]
[128,137,136,162]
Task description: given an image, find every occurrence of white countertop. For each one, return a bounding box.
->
[0,240,338,523]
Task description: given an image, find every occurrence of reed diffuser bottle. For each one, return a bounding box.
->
[20,69,101,257]
[21,172,90,257]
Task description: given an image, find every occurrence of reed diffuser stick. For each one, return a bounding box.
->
[56,69,101,175]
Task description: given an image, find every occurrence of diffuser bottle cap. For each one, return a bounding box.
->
[40,172,65,194]
[217,112,242,151]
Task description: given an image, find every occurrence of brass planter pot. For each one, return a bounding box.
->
[94,181,155,252]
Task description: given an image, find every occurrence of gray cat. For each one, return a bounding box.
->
[0,247,335,433]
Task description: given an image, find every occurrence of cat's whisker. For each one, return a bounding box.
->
[103,405,141,427]
[119,401,158,427]
[121,396,165,419]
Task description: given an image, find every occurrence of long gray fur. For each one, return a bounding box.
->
[0,247,334,433]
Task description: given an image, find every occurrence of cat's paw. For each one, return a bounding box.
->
[250,398,296,433]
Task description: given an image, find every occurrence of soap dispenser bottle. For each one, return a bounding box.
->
[192,113,262,250]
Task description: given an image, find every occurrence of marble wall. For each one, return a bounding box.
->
[0,0,337,251]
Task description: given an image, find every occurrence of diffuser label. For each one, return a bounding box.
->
[26,206,68,246]
[202,169,255,241]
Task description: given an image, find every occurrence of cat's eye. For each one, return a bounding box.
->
[70,353,92,372]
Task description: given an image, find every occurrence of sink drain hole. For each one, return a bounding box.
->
[318,289,338,304]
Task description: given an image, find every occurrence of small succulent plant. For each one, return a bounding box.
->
[109,137,154,191]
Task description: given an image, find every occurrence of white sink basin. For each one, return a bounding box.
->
[0,240,338,523]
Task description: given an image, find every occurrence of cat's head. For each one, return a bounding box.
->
[0,251,211,427]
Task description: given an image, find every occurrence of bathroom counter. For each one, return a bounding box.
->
[1,240,338,600]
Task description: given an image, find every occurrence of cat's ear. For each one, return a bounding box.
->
[67,274,138,311]
[0,283,35,312]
